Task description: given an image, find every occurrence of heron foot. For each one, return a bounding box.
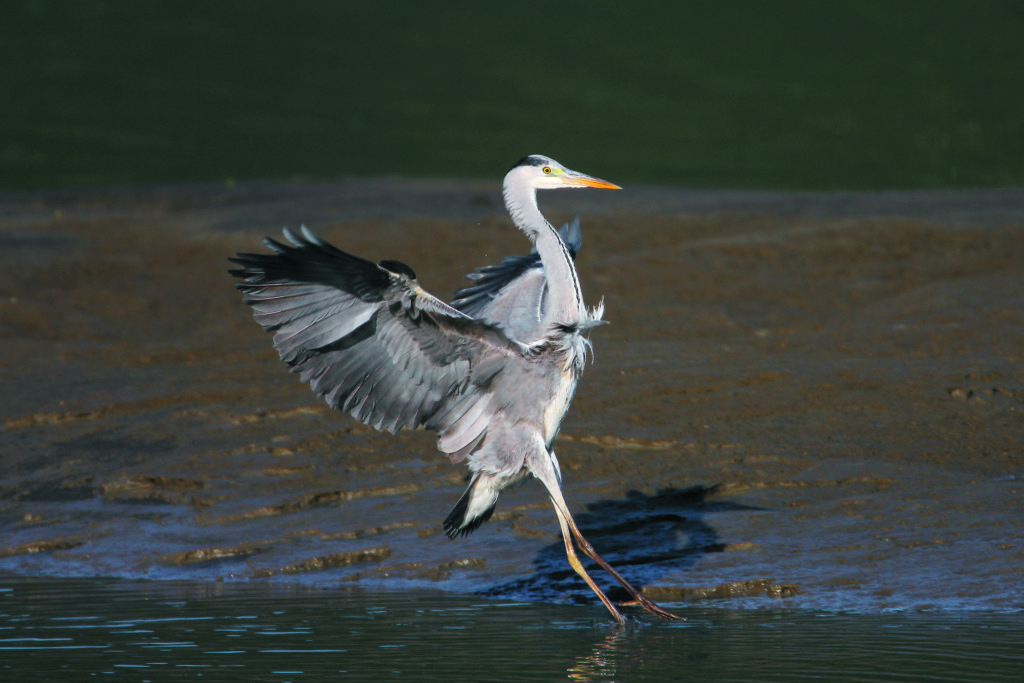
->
[617,596,686,621]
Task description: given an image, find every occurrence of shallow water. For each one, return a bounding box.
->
[2,183,1023,679]
[2,578,1022,682]
[2,183,1024,621]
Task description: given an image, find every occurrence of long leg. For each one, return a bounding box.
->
[551,504,626,625]
[532,449,684,621]
[559,505,684,621]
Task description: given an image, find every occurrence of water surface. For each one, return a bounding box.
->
[2,578,1022,682]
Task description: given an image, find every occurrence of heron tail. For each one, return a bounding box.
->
[443,474,499,539]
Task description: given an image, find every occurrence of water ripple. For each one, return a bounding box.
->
[1,578,1022,682]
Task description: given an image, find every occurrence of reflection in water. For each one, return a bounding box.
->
[566,613,1024,683]
[1,578,1022,682]
[567,629,626,681]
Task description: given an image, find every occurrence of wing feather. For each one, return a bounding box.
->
[230,227,527,452]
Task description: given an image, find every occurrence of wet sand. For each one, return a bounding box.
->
[1,179,1022,613]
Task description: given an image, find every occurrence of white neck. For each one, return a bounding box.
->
[503,176,586,329]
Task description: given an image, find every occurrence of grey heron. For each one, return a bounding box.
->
[229,155,682,623]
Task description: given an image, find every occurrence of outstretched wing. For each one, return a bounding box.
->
[229,227,525,455]
[450,217,581,341]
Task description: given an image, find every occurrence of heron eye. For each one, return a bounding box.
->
[542,166,552,174]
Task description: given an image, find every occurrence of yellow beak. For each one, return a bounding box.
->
[562,171,622,190]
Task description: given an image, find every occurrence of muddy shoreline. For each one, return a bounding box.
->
[1,179,1021,613]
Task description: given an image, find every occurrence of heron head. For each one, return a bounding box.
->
[508,155,621,191]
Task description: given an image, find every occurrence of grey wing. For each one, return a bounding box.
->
[229,227,524,456]
[450,217,581,341]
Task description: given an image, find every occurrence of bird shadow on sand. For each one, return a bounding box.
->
[480,484,759,605]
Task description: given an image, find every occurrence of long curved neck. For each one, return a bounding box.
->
[503,178,585,329]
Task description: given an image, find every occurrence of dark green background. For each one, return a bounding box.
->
[3,0,1022,190]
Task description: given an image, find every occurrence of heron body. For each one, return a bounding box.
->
[230,155,681,623]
